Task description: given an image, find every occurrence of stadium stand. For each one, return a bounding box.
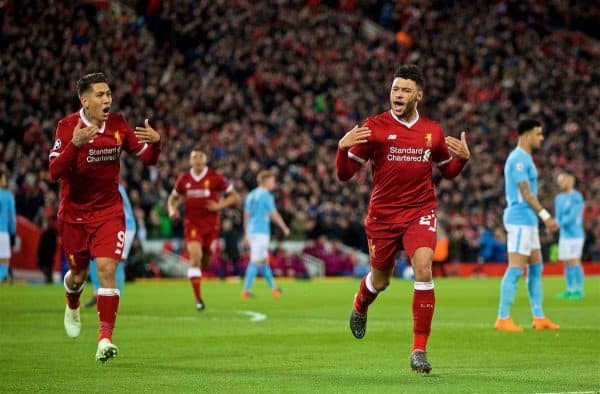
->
[0,0,598,278]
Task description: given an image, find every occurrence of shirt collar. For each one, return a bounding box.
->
[79,108,106,133]
[389,109,420,128]
[190,167,208,182]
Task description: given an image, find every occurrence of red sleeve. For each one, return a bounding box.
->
[336,120,374,181]
[121,116,161,165]
[336,148,363,181]
[173,175,185,195]
[438,156,468,179]
[431,124,452,164]
[48,120,79,180]
[216,173,234,194]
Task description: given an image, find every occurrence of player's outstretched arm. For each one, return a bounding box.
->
[439,131,470,179]
[518,181,559,232]
[336,125,371,181]
[207,189,241,212]
[134,119,162,165]
[167,192,180,220]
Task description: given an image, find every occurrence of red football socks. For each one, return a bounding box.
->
[97,288,120,341]
[63,272,84,309]
[188,267,202,302]
[412,286,435,352]
[353,275,378,314]
[190,277,202,302]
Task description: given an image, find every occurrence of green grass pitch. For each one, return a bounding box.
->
[1,277,599,393]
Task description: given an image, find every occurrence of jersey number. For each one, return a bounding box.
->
[419,214,437,233]
[115,231,125,256]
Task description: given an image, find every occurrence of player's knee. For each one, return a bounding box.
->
[412,265,432,281]
[69,270,87,286]
[373,277,390,292]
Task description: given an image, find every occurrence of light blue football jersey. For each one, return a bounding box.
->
[554,190,584,239]
[0,188,16,234]
[244,187,276,235]
[503,147,538,226]
[118,184,136,231]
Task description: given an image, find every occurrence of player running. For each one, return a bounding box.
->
[49,72,161,362]
[336,64,470,373]
[168,147,240,311]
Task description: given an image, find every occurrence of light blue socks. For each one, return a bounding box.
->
[527,262,544,318]
[0,263,8,282]
[565,265,577,293]
[243,262,259,292]
[572,265,584,293]
[498,267,523,318]
[262,264,276,289]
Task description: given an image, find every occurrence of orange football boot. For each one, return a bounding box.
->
[495,317,524,332]
[532,317,560,330]
[272,288,281,298]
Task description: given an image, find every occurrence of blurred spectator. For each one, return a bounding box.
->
[0,0,598,271]
[478,225,508,263]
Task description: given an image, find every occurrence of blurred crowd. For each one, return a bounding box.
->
[1,0,599,274]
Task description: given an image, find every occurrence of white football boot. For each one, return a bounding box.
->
[64,306,81,338]
[96,338,119,363]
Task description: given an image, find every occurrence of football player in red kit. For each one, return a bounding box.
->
[49,72,161,362]
[168,147,240,311]
[336,65,471,373]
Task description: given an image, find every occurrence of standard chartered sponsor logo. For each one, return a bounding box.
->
[86,147,120,163]
[187,189,211,198]
[387,147,431,162]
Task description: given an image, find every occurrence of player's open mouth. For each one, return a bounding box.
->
[102,107,110,114]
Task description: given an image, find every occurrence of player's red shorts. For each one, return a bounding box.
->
[365,210,437,271]
[184,221,218,254]
[58,215,125,271]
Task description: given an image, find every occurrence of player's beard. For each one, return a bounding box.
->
[394,97,417,120]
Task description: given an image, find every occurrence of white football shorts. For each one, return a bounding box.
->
[505,225,541,256]
[248,233,270,262]
[558,237,584,260]
[122,229,136,260]
[0,232,10,259]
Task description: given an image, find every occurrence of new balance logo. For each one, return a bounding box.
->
[387,134,397,140]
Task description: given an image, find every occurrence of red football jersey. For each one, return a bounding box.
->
[348,110,452,226]
[172,168,233,229]
[49,109,161,223]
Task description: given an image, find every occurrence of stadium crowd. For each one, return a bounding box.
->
[0,0,599,277]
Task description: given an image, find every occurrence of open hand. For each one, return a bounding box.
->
[445,131,471,160]
[135,119,161,143]
[338,125,371,150]
[71,119,98,147]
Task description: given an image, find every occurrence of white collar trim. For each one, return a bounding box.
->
[190,167,208,182]
[79,108,106,133]
[389,109,419,128]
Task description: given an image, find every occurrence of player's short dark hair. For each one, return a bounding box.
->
[76,73,109,97]
[517,119,542,135]
[191,146,207,156]
[394,65,424,89]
